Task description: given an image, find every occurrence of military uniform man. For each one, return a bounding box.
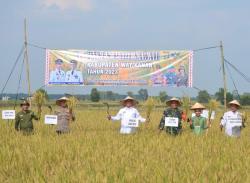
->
[49,59,65,83]
[65,60,83,84]
[15,100,39,133]
[220,100,244,137]
[159,97,183,135]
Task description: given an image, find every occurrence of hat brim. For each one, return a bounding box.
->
[20,103,30,106]
[56,99,68,106]
[120,99,138,106]
[166,100,181,106]
[228,103,240,108]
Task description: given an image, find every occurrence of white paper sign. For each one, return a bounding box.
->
[45,115,57,125]
[124,118,139,127]
[165,117,179,127]
[228,117,242,127]
[192,110,215,120]
[2,110,15,119]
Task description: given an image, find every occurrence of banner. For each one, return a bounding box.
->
[45,49,193,87]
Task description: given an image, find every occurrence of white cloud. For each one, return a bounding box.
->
[42,0,93,11]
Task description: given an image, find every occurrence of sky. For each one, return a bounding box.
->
[0,0,249,97]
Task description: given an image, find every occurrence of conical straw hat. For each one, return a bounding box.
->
[228,100,241,107]
[120,96,138,106]
[191,102,206,110]
[56,97,69,105]
[166,97,181,106]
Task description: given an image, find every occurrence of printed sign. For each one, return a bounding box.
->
[45,49,193,87]
[124,118,139,127]
[45,115,58,125]
[228,116,242,127]
[2,110,15,120]
[165,117,179,127]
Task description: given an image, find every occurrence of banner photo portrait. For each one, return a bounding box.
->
[45,49,193,87]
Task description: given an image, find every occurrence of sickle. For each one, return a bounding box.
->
[103,102,110,115]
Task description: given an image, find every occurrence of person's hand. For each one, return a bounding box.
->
[107,115,111,120]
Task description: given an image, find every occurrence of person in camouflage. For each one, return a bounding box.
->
[15,100,39,134]
[159,97,183,135]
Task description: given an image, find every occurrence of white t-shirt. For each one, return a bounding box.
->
[220,111,242,137]
[111,107,146,134]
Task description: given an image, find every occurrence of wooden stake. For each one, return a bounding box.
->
[24,18,32,103]
[220,41,227,110]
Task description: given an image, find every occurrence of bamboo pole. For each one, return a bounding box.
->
[24,18,32,105]
[220,41,227,110]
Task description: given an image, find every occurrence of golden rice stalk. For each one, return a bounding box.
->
[67,96,79,113]
[32,91,47,119]
[181,95,190,122]
[144,97,155,122]
[241,111,248,124]
[207,99,220,121]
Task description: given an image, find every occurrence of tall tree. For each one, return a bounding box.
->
[240,93,250,106]
[138,89,149,101]
[159,91,168,103]
[127,91,134,97]
[215,88,233,105]
[197,90,211,103]
[106,91,115,101]
[90,88,100,102]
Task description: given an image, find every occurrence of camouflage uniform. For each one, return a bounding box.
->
[159,108,182,135]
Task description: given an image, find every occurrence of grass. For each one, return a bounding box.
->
[0,106,250,183]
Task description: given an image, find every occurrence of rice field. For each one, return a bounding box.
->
[0,106,250,183]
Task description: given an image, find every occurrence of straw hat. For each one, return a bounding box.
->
[166,97,181,106]
[191,102,206,110]
[120,96,138,106]
[20,100,30,106]
[228,100,241,107]
[56,97,69,105]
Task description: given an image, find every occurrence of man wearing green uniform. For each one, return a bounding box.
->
[159,97,183,135]
[189,103,210,135]
[15,100,39,133]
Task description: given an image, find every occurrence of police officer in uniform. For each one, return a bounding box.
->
[65,60,83,83]
[15,100,39,134]
[49,59,65,83]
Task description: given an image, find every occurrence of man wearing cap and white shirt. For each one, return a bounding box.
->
[107,96,147,134]
[220,100,244,137]
[49,59,65,83]
[65,60,83,84]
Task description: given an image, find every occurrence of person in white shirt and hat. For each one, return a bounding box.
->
[65,60,83,84]
[49,59,66,83]
[220,100,245,137]
[55,97,75,134]
[107,96,147,134]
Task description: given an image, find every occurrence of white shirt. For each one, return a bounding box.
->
[111,107,146,134]
[220,111,242,137]
[65,70,83,83]
[49,69,65,83]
